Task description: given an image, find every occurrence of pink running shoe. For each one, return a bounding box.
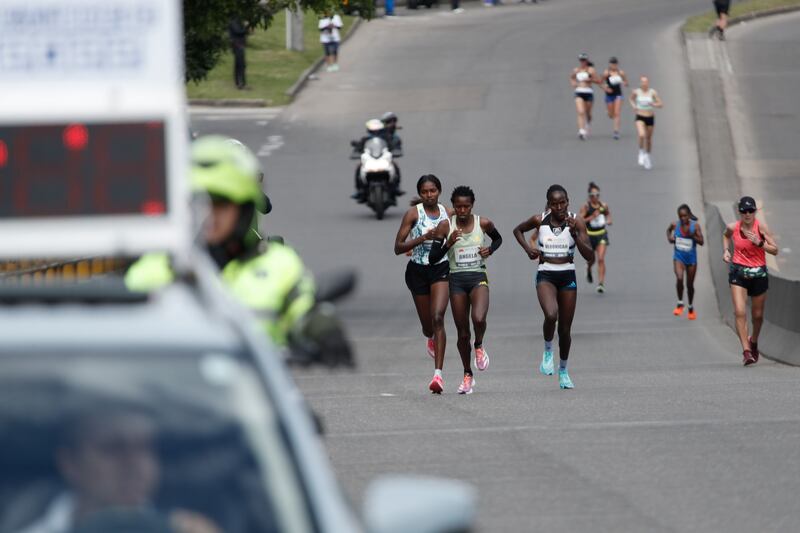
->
[426,337,435,359]
[457,374,474,395]
[429,374,444,394]
[475,346,490,371]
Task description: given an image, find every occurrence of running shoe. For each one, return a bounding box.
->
[643,154,652,170]
[586,269,593,284]
[558,368,574,389]
[673,304,684,316]
[718,30,726,41]
[429,374,444,394]
[613,130,620,140]
[475,346,490,371]
[426,337,435,359]
[749,337,759,363]
[637,151,645,166]
[540,350,554,376]
[687,308,697,320]
[743,350,756,366]
[596,284,605,294]
[457,374,475,394]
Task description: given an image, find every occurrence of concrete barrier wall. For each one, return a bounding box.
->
[705,203,800,366]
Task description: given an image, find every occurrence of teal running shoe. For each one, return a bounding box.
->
[540,351,554,376]
[559,369,574,389]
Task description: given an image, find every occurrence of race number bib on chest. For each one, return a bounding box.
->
[455,246,480,267]
[675,237,693,252]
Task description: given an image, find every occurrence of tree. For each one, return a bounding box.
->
[183,0,374,83]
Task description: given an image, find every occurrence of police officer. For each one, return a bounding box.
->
[126,136,352,367]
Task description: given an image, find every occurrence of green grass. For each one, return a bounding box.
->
[186,12,354,106]
[683,0,800,32]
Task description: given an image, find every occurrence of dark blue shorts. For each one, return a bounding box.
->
[536,270,577,292]
[605,93,622,104]
[323,42,339,56]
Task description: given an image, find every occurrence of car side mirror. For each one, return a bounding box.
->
[363,476,477,533]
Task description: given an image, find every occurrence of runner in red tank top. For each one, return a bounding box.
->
[722,197,779,365]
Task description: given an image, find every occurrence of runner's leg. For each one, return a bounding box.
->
[470,285,490,347]
[686,264,697,307]
[430,281,450,370]
[412,293,434,339]
[636,120,646,150]
[537,281,559,346]
[645,124,654,153]
[596,242,607,285]
[575,98,586,131]
[750,292,766,343]
[556,289,577,364]
[613,98,622,133]
[674,260,685,302]
[730,284,750,351]
[450,291,473,374]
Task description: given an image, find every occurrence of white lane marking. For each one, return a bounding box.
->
[380,393,396,397]
[705,38,719,70]
[257,135,284,157]
[781,248,791,254]
[256,120,269,126]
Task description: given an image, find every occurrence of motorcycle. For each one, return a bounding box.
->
[350,137,401,220]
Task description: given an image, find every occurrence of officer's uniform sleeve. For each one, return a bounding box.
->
[124,253,175,293]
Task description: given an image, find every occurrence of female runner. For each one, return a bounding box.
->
[601,57,628,139]
[428,186,502,394]
[570,53,601,140]
[513,185,593,389]
[394,175,453,393]
[722,196,779,365]
[580,182,612,293]
[629,76,663,170]
[667,204,704,320]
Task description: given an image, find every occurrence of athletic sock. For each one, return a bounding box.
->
[464,369,473,376]
[559,359,567,371]
[544,339,553,352]
[474,341,482,349]
[688,305,694,311]
[434,369,442,378]
[677,300,684,307]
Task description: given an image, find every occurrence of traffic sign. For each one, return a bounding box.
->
[0,0,190,261]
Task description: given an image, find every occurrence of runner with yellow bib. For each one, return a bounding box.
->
[429,186,502,394]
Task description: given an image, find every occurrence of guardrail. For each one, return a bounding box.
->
[0,258,129,284]
[705,203,800,366]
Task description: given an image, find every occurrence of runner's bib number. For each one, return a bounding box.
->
[455,246,481,267]
[675,237,693,252]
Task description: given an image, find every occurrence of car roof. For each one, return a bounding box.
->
[0,281,243,354]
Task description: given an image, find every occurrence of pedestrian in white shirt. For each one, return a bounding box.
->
[319,13,343,72]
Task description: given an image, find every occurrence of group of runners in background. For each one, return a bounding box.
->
[570,53,663,170]
[394,174,778,394]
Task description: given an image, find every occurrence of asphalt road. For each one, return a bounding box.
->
[193,1,800,530]
[724,11,800,279]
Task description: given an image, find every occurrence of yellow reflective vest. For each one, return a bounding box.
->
[125,245,315,346]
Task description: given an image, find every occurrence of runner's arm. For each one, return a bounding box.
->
[604,203,612,225]
[572,216,594,262]
[394,208,427,255]
[427,220,452,264]
[513,215,541,258]
[758,222,779,256]
[652,90,664,108]
[569,69,578,89]
[621,70,629,87]
[479,218,502,257]
[722,223,735,262]
[694,224,705,246]
[667,222,676,243]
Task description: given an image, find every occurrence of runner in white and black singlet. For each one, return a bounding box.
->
[513,185,593,389]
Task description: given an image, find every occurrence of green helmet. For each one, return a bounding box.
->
[191,135,267,213]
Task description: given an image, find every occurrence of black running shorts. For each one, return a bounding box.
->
[636,114,655,126]
[728,264,768,297]
[536,270,577,292]
[714,0,730,16]
[405,260,449,296]
[449,271,489,295]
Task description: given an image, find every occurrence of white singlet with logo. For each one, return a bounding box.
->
[634,88,656,112]
[538,211,576,272]
[575,70,593,94]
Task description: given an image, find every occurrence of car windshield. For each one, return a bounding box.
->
[0,352,313,533]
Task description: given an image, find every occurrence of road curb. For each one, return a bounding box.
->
[285,17,363,99]
[188,98,267,107]
[682,12,800,366]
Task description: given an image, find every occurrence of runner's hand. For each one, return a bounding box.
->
[422,229,436,241]
[527,247,540,261]
[723,249,732,263]
[566,215,578,235]
[742,229,761,246]
[447,228,463,246]
[668,235,675,244]
[478,246,492,258]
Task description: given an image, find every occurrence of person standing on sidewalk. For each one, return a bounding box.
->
[630,76,663,170]
[229,17,248,90]
[710,0,731,41]
[319,12,344,72]
[722,196,779,366]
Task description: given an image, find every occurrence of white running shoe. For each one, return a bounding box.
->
[637,151,645,166]
[643,153,652,170]
[578,129,586,140]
